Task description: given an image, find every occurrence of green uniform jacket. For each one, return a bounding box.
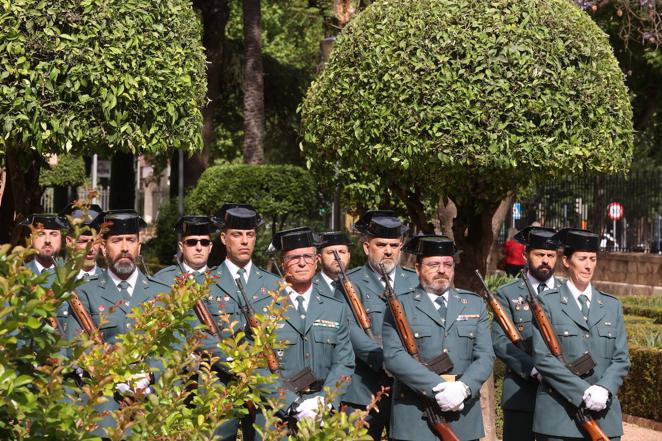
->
[26,259,67,329]
[66,269,171,435]
[253,277,355,409]
[342,264,419,406]
[383,287,495,441]
[492,276,561,411]
[531,283,630,438]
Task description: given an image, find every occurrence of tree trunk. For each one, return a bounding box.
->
[486,194,513,271]
[109,152,136,210]
[452,199,501,292]
[190,0,230,187]
[241,0,265,164]
[1,147,44,244]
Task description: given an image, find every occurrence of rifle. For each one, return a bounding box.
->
[331,250,375,340]
[379,263,460,441]
[521,269,609,441]
[474,270,527,352]
[68,290,104,345]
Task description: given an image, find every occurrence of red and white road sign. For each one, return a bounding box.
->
[607,202,624,221]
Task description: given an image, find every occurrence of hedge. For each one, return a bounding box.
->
[620,346,662,422]
[623,305,662,324]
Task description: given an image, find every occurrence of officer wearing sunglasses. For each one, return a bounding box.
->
[153,215,220,286]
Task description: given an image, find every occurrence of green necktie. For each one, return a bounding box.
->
[194,271,205,284]
[537,283,546,295]
[296,295,306,330]
[118,280,131,305]
[238,267,247,284]
[435,296,447,324]
[578,294,590,320]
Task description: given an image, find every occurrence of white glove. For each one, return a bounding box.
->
[530,367,542,382]
[583,385,609,412]
[433,381,469,412]
[115,372,153,396]
[295,396,326,420]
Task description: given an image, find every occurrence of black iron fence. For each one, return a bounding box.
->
[502,170,662,253]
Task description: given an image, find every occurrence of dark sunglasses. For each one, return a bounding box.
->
[183,239,212,247]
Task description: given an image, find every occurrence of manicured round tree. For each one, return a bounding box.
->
[0,0,206,240]
[300,0,633,289]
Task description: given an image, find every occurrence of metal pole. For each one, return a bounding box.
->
[622,217,627,251]
[178,149,184,216]
[613,218,616,251]
[91,154,98,204]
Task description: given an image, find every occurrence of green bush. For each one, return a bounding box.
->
[621,296,662,308]
[623,305,662,324]
[620,346,662,422]
[39,154,87,187]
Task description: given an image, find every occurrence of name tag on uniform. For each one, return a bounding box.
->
[313,319,339,328]
[276,323,286,329]
[457,314,479,321]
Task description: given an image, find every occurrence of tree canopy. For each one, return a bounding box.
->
[301,0,633,208]
[1,0,207,154]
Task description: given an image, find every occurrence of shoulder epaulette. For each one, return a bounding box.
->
[400,266,416,274]
[598,290,618,300]
[346,266,362,275]
[456,288,481,297]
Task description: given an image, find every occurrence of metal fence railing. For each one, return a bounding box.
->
[506,170,662,253]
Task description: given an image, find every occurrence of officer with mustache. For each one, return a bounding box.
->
[342,210,419,440]
[492,226,561,441]
[21,213,68,278]
[67,210,170,439]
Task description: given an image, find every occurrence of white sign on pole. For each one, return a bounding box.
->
[607,202,624,221]
[512,202,522,220]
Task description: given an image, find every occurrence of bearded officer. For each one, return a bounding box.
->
[21,213,68,278]
[67,209,170,438]
[492,226,561,441]
[60,203,105,280]
[383,235,494,441]
[532,229,630,441]
[342,210,418,440]
[313,231,352,298]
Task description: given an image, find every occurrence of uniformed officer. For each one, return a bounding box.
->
[383,235,494,441]
[532,229,630,441]
[60,203,104,280]
[67,209,170,438]
[20,213,68,277]
[342,210,418,440]
[211,204,280,441]
[153,215,219,286]
[313,231,352,298]
[492,226,561,441]
[256,227,354,421]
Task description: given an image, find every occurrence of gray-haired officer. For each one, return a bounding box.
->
[314,231,352,297]
[255,227,354,421]
[532,229,630,441]
[492,226,561,441]
[383,235,494,441]
[67,210,170,438]
[21,213,68,277]
[60,203,104,280]
[153,215,219,285]
[211,204,279,441]
[343,210,418,440]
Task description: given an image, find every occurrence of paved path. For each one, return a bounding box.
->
[622,421,661,441]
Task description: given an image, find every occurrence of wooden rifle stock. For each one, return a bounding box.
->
[69,291,104,344]
[521,270,609,441]
[474,270,527,352]
[379,263,460,441]
[193,299,222,339]
[331,250,375,339]
[234,277,281,373]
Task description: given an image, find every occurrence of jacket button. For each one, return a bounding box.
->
[305,353,310,358]
[563,331,569,336]
[443,348,448,353]
[585,334,590,338]
[414,333,419,337]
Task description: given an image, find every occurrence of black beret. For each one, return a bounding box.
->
[215,203,263,230]
[404,235,456,257]
[317,231,352,249]
[553,228,600,252]
[60,202,104,234]
[174,215,219,236]
[19,213,68,230]
[353,210,407,238]
[269,227,317,252]
[514,226,559,250]
[99,209,147,237]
